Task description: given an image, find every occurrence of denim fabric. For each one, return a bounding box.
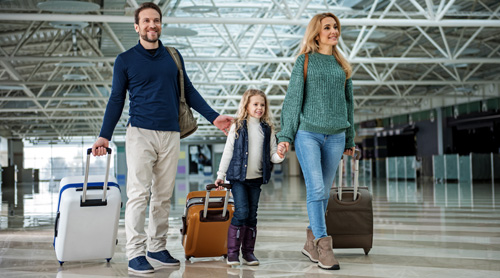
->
[295,130,345,239]
[231,179,263,227]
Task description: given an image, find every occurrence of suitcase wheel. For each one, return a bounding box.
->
[106,258,111,262]
[59,261,64,266]
[185,255,192,260]
[364,248,371,255]
[223,254,227,258]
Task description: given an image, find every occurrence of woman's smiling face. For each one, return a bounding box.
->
[316,16,339,49]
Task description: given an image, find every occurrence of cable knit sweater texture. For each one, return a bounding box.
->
[277,52,355,148]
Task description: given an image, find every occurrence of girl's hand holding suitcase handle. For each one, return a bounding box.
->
[210,182,232,191]
[214,179,225,190]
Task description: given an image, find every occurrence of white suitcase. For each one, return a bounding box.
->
[54,148,122,265]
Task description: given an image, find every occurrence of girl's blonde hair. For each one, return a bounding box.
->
[299,12,352,79]
[234,89,274,138]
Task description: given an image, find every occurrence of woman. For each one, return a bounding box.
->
[277,13,355,270]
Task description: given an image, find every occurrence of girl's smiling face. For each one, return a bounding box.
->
[247,95,266,119]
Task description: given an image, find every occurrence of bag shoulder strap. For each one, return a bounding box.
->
[165,46,186,103]
[303,53,308,83]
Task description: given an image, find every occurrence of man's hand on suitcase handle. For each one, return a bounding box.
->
[92,137,109,156]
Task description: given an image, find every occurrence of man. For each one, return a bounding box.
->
[91,2,232,274]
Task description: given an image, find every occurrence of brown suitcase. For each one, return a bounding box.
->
[325,150,373,255]
[180,184,234,260]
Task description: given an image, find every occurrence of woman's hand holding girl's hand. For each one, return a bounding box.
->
[214,179,224,190]
[277,144,285,158]
[277,142,290,158]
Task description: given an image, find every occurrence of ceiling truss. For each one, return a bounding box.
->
[0,0,499,142]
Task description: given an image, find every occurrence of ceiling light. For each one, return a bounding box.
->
[164,43,189,49]
[352,42,379,50]
[444,63,468,68]
[66,101,87,106]
[37,1,100,13]
[63,74,88,80]
[456,87,472,93]
[163,27,198,37]
[343,29,386,39]
[57,62,95,67]
[0,85,24,90]
[49,21,88,29]
[181,5,218,13]
[32,130,47,133]
[63,92,88,96]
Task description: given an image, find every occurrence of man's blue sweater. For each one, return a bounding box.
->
[99,40,219,140]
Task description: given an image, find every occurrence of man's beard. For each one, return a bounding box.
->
[141,31,161,43]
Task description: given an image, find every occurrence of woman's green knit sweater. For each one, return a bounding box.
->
[277,52,355,148]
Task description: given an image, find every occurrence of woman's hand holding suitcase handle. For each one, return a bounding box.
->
[343,147,356,156]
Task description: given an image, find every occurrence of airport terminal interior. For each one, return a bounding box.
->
[1,0,500,277]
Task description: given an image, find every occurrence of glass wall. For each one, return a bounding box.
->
[24,139,116,182]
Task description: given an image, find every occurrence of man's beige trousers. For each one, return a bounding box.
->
[124,125,180,260]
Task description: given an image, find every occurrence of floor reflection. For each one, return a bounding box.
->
[1,174,500,277]
[386,179,420,203]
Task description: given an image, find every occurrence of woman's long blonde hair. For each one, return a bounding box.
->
[299,12,352,79]
[233,89,274,138]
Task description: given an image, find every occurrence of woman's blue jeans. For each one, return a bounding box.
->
[295,130,345,240]
[231,178,262,227]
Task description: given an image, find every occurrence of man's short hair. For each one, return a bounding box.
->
[134,2,162,24]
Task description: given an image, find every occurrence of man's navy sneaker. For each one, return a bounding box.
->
[128,256,154,274]
[147,250,180,266]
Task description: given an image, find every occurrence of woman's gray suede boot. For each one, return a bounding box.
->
[301,228,319,263]
[314,236,340,270]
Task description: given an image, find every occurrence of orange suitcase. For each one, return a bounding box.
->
[180,184,234,260]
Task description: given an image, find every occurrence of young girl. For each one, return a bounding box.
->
[215,89,285,266]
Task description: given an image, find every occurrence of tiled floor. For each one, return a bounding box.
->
[0,175,499,277]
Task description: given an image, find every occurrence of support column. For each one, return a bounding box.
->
[436,108,443,155]
[9,139,23,169]
[114,141,127,187]
[0,136,7,167]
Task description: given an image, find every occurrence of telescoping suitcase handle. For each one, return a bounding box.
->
[338,148,361,201]
[203,184,232,219]
[82,148,112,204]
